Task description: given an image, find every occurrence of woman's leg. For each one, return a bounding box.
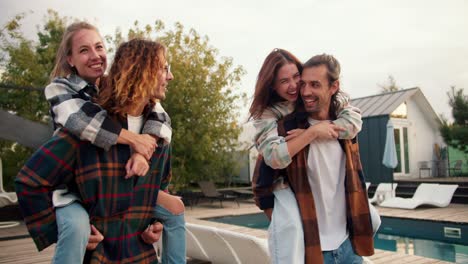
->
[52,202,90,264]
[268,187,304,264]
[154,191,186,264]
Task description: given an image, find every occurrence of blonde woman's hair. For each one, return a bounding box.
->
[97,38,166,117]
[50,21,101,80]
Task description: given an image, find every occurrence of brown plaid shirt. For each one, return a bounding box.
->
[253,111,374,264]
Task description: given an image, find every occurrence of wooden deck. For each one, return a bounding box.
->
[1,200,465,263]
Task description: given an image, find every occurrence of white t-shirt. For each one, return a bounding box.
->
[306,118,348,251]
[127,114,144,134]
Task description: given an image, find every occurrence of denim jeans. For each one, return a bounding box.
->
[268,187,304,264]
[322,238,363,264]
[154,204,186,264]
[52,202,90,264]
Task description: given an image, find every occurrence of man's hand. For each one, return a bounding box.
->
[86,225,104,250]
[125,153,150,179]
[311,121,345,140]
[264,208,273,221]
[141,222,163,244]
[131,134,158,160]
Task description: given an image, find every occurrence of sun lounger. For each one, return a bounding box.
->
[185,227,210,262]
[198,181,239,208]
[186,223,240,264]
[368,183,398,204]
[216,227,270,264]
[379,183,458,209]
[366,182,371,191]
[0,158,20,229]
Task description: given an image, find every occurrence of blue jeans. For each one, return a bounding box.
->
[154,204,186,264]
[53,202,185,263]
[322,238,363,264]
[53,202,90,264]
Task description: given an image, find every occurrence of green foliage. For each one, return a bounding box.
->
[440,86,468,153]
[0,10,68,190]
[378,75,400,93]
[0,10,67,122]
[106,20,247,190]
[0,12,246,191]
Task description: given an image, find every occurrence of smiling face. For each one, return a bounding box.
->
[66,29,107,84]
[273,63,301,102]
[300,65,339,120]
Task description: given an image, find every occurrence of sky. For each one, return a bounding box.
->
[1,0,467,122]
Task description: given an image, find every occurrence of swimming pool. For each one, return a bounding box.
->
[205,213,468,263]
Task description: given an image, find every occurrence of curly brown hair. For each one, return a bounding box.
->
[97,39,167,117]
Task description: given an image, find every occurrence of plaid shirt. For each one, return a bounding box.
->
[252,111,374,264]
[16,125,171,263]
[252,98,362,169]
[45,74,172,150]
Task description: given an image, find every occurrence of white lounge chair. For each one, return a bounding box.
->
[185,227,210,262]
[186,223,240,264]
[368,183,398,204]
[365,182,371,191]
[0,158,20,228]
[379,183,458,209]
[216,227,270,264]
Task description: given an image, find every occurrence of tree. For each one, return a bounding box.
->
[106,20,247,189]
[0,10,67,191]
[440,86,468,153]
[0,11,246,191]
[378,75,400,93]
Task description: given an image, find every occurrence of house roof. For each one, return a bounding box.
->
[350,87,413,116]
[350,87,441,126]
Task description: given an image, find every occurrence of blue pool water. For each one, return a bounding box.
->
[206,214,468,263]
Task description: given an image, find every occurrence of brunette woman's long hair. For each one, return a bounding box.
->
[97,39,166,117]
[248,48,302,120]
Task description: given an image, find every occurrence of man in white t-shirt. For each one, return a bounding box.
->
[270,54,375,263]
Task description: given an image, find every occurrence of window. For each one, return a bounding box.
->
[391,103,407,119]
[393,126,410,175]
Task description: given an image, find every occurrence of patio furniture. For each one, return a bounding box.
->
[185,226,210,262]
[366,182,371,191]
[0,158,20,229]
[368,183,398,204]
[232,189,254,200]
[418,161,431,178]
[216,226,270,264]
[198,181,239,208]
[449,160,463,176]
[379,183,458,209]
[186,223,240,264]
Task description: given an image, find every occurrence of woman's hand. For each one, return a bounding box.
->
[125,153,150,179]
[131,134,158,160]
[141,222,164,244]
[118,130,158,160]
[310,121,346,140]
[285,129,306,141]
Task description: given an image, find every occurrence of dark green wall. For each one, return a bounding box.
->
[358,115,394,184]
